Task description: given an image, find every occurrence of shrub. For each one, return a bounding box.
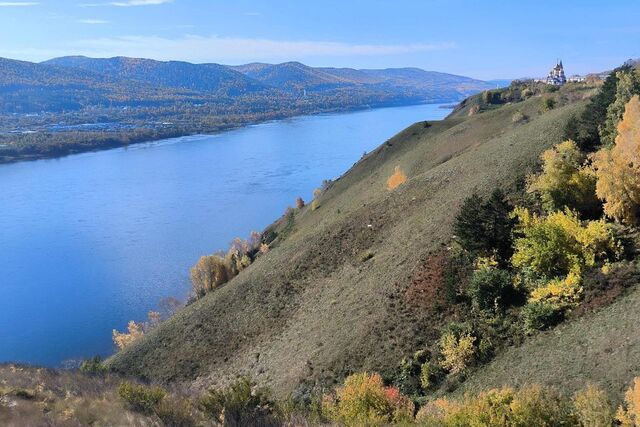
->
[419,362,432,392]
[392,350,430,396]
[454,189,515,265]
[200,377,277,427]
[508,384,574,426]
[79,356,107,375]
[155,396,197,427]
[467,267,519,312]
[512,111,527,123]
[322,372,414,426]
[527,140,600,216]
[295,197,305,209]
[311,199,320,211]
[528,270,582,310]
[439,331,476,375]
[387,165,407,190]
[594,95,640,224]
[573,383,614,427]
[542,97,556,111]
[416,385,574,426]
[522,301,563,333]
[118,382,166,415]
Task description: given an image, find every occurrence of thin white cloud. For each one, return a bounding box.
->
[0,35,455,63]
[72,35,455,62]
[80,0,172,6]
[78,18,109,24]
[0,2,39,6]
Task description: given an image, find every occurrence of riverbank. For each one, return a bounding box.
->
[0,99,456,166]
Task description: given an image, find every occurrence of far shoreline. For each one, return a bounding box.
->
[0,100,456,167]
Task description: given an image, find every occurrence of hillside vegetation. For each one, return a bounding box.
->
[107,81,592,398]
[7,67,640,425]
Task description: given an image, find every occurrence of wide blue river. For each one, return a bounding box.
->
[0,103,449,366]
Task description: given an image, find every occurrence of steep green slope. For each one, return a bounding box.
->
[108,88,588,397]
[455,276,640,402]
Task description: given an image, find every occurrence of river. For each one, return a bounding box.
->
[0,103,450,366]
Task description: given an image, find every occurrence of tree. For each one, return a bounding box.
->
[190,255,229,298]
[113,321,144,350]
[454,189,516,265]
[600,69,640,147]
[594,95,640,224]
[387,165,407,190]
[439,332,476,375]
[528,140,599,216]
[575,66,625,151]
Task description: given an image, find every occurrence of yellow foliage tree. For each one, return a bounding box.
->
[617,377,640,426]
[113,321,144,350]
[439,332,476,375]
[573,383,615,427]
[190,255,229,298]
[387,165,407,190]
[594,95,640,224]
[528,140,598,213]
[511,207,619,280]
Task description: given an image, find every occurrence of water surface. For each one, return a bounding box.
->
[0,104,449,366]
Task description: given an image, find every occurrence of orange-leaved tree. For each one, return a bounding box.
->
[387,165,407,190]
[594,95,640,224]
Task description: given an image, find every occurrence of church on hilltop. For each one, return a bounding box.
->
[546,60,567,86]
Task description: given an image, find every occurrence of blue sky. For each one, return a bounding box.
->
[0,0,638,80]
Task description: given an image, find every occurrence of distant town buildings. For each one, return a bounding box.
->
[546,60,567,86]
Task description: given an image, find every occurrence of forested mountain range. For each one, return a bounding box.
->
[0,55,494,163]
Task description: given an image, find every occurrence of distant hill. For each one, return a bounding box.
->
[230,61,493,96]
[0,57,192,112]
[43,56,268,96]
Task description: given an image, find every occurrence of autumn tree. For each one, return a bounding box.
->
[190,255,229,298]
[528,140,599,216]
[322,372,414,425]
[594,95,640,224]
[113,321,144,350]
[387,165,407,190]
[600,69,640,147]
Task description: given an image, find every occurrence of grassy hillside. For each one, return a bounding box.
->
[107,84,591,398]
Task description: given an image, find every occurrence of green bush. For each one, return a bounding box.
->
[522,302,563,333]
[117,381,166,414]
[467,268,520,312]
[542,97,557,111]
[200,377,278,427]
[79,356,107,376]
